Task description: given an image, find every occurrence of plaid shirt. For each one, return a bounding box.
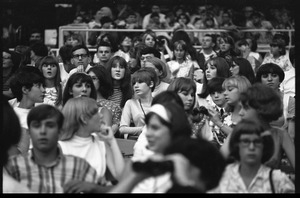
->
[4,146,98,193]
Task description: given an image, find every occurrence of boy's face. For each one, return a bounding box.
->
[26,83,45,103]
[29,117,60,153]
[210,91,226,108]
[97,46,112,63]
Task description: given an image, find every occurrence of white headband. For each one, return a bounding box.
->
[149,104,170,123]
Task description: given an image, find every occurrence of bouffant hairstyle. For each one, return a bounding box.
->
[131,67,158,92]
[255,63,285,83]
[229,119,274,163]
[239,83,283,123]
[232,57,256,84]
[145,57,168,80]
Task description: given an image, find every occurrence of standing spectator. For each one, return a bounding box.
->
[4,104,99,193]
[119,68,157,140]
[59,97,124,188]
[38,56,63,108]
[87,66,122,135]
[209,119,294,193]
[142,5,166,29]
[9,66,45,155]
[2,97,32,193]
[106,56,133,108]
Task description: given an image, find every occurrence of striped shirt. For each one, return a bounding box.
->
[4,146,98,193]
[108,87,123,108]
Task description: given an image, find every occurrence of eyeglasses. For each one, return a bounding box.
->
[73,54,88,59]
[239,138,263,147]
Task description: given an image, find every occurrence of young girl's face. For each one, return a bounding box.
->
[146,114,172,153]
[230,61,239,76]
[70,81,92,98]
[121,36,132,47]
[42,64,58,80]
[205,61,218,81]
[111,61,125,80]
[239,102,259,122]
[88,71,100,91]
[177,89,195,111]
[223,83,240,106]
[174,45,185,60]
[219,38,231,52]
[144,34,155,47]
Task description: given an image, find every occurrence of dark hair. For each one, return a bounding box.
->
[97,33,118,53]
[100,16,113,26]
[199,57,230,98]
[59,45,73,64]
[229,119,274,163]
[176,13,190,24]
[3,49,22,73]
[2,97,21,166]
[71,44,90,56]
[255,63,285,83]
[132,67,158,92]
[207,77,225,94]
[10,66,44,101]
[140,47,161,58]
[152,90,184,107]
[87,65,113,99]
[106,56,133,108]
[233,57,256,84]
[171,30,198,60]
[164,137,226,191]
[96,40,112,52]
[167,77,197,110]
[30,42,48,57]
[145,102,192,139]
[171,40,188,60]
[38,56,63,106]
[27,104,64,129]
[240,83,283,123]
[150,12,159,19]
[270,36,286,56]
[62,72,97,106]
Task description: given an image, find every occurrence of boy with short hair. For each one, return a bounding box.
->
[4,104,98,193]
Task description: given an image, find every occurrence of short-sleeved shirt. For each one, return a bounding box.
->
[4,147,98,193]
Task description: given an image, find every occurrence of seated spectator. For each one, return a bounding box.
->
[93,41,114,67]
[209,119,294,193]
[4,104,99,193]
[9,66,46,155]
[59,97,124,189]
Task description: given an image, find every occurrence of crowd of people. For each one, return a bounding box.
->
[2,2,296,194]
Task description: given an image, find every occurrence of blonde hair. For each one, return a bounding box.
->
[223,75,251,94]
[60,97,98,141]
[222,75,251,112]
